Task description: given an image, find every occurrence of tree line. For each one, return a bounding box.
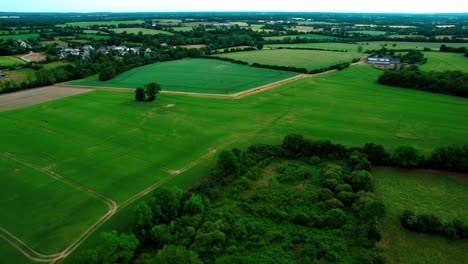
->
[378,69,468,98]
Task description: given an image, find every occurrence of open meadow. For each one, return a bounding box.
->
[214,49,361,71]
[420,52,468,72]
[0,56,27,67]
[67,58,298,94]
[267,41,468,51]
[2,65,468,263]
[0,34,40,41]
[264,34,339,41]
[374,168,468,264]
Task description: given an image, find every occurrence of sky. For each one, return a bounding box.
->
[1,0,467,13]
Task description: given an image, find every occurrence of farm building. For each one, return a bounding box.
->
[367,56,400,65]
[0,70,5,77]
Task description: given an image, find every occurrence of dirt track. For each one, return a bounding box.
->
[0,86,93,112]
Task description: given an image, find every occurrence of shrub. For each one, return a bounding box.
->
[335,183,352,193]
[391,146,423,168]
[337,191,355,207]
[320,188,333,200]
[324,208,347,228]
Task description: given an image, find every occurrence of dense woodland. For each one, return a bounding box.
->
[77,134,468,263]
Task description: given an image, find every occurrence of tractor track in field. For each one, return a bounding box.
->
[0,150,118,263]
[2,63,361,262]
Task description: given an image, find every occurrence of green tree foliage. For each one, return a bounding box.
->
[429,145,468,172]
[100,230,139,264]
[152,245,202,264]
[362,143,389,165]
[150,187,182,224]
[144,82,161,102]
[135,87,145,101]
[325,198,345,209]
[324,208,348,228]
[134,202,153,239]
[391,146,423,168]
[99,66,116,81]
[184,194,205,215]
[359,200,386,221]
[378,69,468,98]
[351,170,373,192]
[150,224,172,248]
[216,150,240,178]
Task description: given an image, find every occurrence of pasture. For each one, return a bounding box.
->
[374,168,468,264]
[264,34,339,41]
[0,56,27,67]
[2,65,468,263]
[67,58,298,94]
[267,41,468,51]
[109,28,173,35]
[420,52,468,72]
[214,49,361,71]
[171,26,194,32]
[78,34,110,40]
[0,33,40,41]
[58,20,145,27]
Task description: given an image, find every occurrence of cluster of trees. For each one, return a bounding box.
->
[400,50,427,64]
[440,44,467,54]
[135,82,161,102]
[401,210,468,240]
[378,69,468,98]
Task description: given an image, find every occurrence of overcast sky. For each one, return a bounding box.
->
[1,0,467,13]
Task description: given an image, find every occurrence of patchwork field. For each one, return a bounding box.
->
[264,34,339,41]
[214,49,361,71]
[109,28,173,35]
[420,52,468,72]
[0,56,27,67]
[67,58,298,94]
[268,41,468,51]
[2,65,468,263]
[58,20,145,27]
[349,30,387,35]
[375,168,468,264]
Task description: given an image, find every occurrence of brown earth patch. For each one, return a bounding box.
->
[0,86,93,112]
[166,104,176,108]
[181,44,207,49]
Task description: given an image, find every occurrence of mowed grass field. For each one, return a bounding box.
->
[214,49,361,71]
[2,65,468,262]
[0,33,39,41]
[374,168,468,264]
[0,56,26,67]
[67,59,298,94]
[420,52,468,72]
[109,28,173,35]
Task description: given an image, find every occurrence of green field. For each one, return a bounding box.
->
[67,58,298,94]
[3,65,468,263]
[171,26,194,32]
[0,56,26,67]
[215,49,361,70]
[0,33,40,41]
[58,20,145,27]
[375,168,468,264]
[78,34,110,40]
[420,52,468,72]
[264,34,339,41]
[109,28,173,35]
[268,41,468,52]
[349,30,387,36]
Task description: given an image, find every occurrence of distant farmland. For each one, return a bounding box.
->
[0,56,26,67]
[214,49,361,71]
[58,20,145,27]
[109,28,173,35]
[68,58,298,94]
[420,52,468,72]
[268,41,468,51]
[0,33,40,41]
[264,34,339,41]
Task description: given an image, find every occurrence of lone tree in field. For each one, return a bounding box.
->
[135,88,145,101]
[135,82,161,102]
[145,82,161,102]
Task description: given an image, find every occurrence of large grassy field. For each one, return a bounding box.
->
[58,20,145,27]
[374,168,468,264]
[268,41,468,52]
[214,49,361,71]
[0,56,26,67]
[109,28,173,35]
[349,30,387,35]
[2,65,468,262]
[67,58,298,94]
[420,52,468,72]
